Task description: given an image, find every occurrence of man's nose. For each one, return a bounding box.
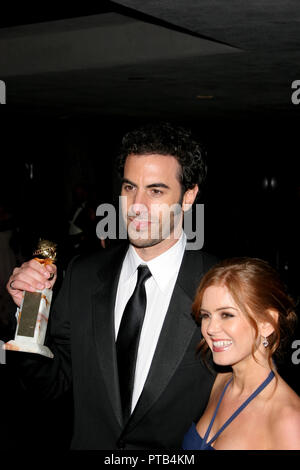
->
[131,190,148,215]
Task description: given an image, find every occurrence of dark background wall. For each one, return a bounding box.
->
[1,0,300,446]
[1,114,299,277]
[0,111,299,450]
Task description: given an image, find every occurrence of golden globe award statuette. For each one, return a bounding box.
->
[4,240,57,358]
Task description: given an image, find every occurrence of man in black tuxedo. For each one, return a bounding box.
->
[7,123,217,450]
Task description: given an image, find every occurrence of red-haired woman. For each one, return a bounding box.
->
[182,257,300,450]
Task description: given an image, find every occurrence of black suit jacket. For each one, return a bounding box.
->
[11,242,218,450]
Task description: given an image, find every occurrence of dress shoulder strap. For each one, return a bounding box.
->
[203,370,275,447]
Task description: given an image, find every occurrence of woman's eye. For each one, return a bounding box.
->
[199,313,210,320]
[221,312,234,319]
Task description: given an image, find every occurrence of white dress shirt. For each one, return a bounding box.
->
[114,231,187,413]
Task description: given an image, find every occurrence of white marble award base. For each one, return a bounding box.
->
[4,339,54,358]
[3,288,54,359]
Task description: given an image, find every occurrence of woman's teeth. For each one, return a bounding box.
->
[212,340,233,351]
[213,340,232,347]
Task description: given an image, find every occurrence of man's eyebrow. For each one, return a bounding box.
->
[121,178,137,187]
[146,183,170,189]
[121,179,170,190]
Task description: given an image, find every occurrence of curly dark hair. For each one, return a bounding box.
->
[116,122,207,197]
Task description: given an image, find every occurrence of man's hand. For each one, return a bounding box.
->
[7,259,57,307]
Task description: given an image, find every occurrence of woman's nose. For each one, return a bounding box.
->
[206,316,222,336]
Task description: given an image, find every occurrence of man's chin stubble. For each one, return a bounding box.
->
[128,236,162,249]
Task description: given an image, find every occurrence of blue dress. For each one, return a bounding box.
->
[182,370,275,450]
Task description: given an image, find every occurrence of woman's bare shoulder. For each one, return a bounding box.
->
[270,405,300,449]
[269,378,300,449]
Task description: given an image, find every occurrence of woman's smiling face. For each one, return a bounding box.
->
[200,284,259,367]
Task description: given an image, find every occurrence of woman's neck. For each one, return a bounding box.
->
[230,356,274,397]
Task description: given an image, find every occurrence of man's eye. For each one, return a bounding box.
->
[150,189,163,196]
[123,184,134,191]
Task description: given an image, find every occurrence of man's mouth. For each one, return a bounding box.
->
[129,217,152,231]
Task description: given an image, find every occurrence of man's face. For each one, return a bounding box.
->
[121,153,187,250]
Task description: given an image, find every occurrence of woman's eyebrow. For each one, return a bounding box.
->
[216,306,238,311]
[200,306,238,312]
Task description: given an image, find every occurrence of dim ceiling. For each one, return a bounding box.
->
[0,1,300,120]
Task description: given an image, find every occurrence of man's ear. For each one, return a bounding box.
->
[182,185,199,212]
[259,309,279,337]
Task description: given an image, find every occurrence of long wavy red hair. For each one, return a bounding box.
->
[193,257,297,369]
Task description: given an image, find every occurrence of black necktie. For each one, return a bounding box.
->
[116,265,152,423]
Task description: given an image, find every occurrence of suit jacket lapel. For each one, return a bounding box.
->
[92,243,128,428]
[125,250,204,432]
